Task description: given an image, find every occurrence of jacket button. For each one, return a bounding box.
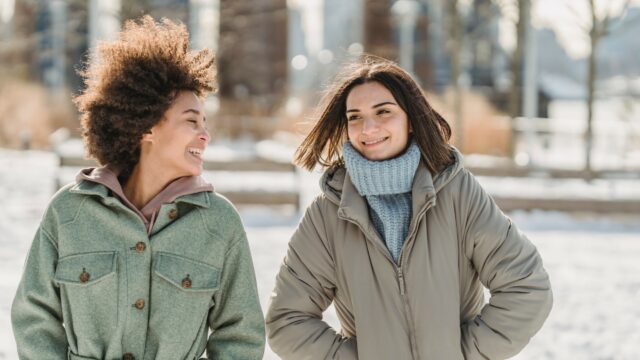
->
[168,208,178,220]
[181,275,192,289]
[134,299,145,310]
[122,353,135,360]
[135,242,146,252]
[79,268,90,283]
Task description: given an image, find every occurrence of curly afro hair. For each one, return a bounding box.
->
[74,15,216,176]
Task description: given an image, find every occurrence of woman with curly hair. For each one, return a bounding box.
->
[11,16,264,360]
[265,57,552,359]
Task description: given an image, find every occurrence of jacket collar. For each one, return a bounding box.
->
[69,168,212,210]
[322,146,464,227]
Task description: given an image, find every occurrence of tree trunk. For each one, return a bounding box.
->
[364,0,397,60]
[508,0,527,157]
[586,28,597,175]
[585,0,602,177]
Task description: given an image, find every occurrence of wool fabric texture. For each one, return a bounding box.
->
[342,140,420,262]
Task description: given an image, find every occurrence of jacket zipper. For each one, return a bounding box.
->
[396,268,406,295]
[396,201,434,360]
[340,200,434,360]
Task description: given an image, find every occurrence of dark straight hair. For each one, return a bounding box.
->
[294,55,454,174]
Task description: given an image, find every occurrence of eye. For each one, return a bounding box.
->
[347,115,360,121]
[377,109,390,115]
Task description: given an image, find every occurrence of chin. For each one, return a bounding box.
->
[186,167,202,177]
[173,166,201,178]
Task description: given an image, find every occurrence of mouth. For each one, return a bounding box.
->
[361,137,389,147]
[187,147,204,160]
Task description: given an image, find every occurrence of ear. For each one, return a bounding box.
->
[141,129,155,144]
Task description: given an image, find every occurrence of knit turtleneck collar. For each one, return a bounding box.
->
[342,140,421,196]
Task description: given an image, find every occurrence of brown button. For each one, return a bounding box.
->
[79,268,90,283]
[122,353,134,360]
[134,298,145,310]
[181,275,192,289]
[135,242,146,253]
[168,208,178,220]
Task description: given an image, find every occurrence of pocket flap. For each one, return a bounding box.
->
[55,251,117,285]
[154,252,220,291]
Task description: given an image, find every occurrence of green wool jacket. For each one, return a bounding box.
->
[11,180,265,360]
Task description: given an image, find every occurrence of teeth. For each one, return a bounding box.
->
[188,147,202,156]
[363,138,386,145]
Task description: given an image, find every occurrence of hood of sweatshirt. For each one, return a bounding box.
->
[76,166,213,232]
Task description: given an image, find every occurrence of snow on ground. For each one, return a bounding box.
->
[1,149,639,360]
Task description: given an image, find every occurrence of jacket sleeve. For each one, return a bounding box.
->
[458,170,553,360]
[11,226,68,359]
[206,229,265,360]
[266,199,357,360]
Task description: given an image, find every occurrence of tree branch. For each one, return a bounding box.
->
[565,1,592,33]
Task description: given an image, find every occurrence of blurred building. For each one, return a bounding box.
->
[297,0,511,94]
[287,1,310,94]
[466,0,502,88]
[1,0,39,79]
[217,0,288,117]
[35,0,89,94]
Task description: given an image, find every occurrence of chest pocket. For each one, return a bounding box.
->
[154,252,220,292]
[55,251,117,285]
[54,251,118,340]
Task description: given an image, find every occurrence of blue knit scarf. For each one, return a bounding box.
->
[342,140,421,262]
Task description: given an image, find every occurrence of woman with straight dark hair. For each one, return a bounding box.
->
[266,56,552,359]
[12,16,264,360]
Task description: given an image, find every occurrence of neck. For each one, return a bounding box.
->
[122,157,177,210]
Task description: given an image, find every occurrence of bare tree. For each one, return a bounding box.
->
[578,0,631,173]
[508,0,527,157]
[491,0,524,157]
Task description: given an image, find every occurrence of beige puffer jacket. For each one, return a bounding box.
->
[266,149,552,360]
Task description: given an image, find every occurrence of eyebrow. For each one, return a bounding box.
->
[182,109,206,122]
[346,101,397,113]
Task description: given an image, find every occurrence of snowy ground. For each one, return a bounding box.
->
[1,149,640,360]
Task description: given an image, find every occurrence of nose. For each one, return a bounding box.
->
[199,127,210,144]
[361,117,378,135]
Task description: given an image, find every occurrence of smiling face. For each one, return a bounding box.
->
[141,90,210,178]
[345,81,410,161]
